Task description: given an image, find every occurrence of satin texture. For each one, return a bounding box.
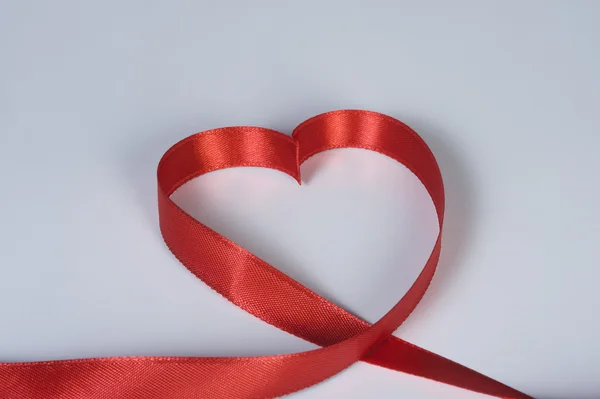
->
[0,110,533,399]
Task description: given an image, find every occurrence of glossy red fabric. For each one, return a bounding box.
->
[0,110,534,398]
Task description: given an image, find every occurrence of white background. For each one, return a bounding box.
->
[1,1,599,398]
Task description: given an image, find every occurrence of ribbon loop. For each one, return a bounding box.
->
[0,110,533,399]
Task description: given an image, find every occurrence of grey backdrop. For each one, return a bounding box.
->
[1,1,599,398]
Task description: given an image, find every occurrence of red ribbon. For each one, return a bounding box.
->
[0,110,533,398]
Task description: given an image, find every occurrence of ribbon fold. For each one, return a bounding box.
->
[0,110,533,398]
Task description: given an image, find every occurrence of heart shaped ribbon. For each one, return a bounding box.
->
[0,110,533,398]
